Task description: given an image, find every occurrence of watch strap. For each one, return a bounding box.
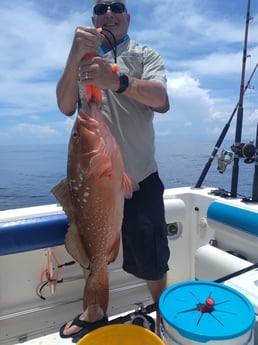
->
[115,74,129,94]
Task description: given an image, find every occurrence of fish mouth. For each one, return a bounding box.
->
[78,110,91,121]
[78,111,98,130]
[77,116,98,140]
[75,112,100,152]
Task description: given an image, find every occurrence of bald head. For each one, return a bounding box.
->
[93,0,127,5]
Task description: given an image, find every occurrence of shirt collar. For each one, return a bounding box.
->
[100,34,130,56]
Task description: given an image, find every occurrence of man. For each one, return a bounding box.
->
[57,0,170,338]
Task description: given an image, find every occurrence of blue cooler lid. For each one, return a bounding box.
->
[159,280,255,342]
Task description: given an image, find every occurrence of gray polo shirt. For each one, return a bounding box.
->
[101,39,168,183]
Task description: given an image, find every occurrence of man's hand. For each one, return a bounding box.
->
[79,56,120,92]
[69,27,102,65]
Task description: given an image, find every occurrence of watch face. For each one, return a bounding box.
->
[121,74,129,87]
[116,74,129,93]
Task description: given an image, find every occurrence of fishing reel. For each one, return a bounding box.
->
[231,140,255,163]
[217,140,255,173]
[217,149,234,173]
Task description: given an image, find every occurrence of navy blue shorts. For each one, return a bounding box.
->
[122,172,170,280]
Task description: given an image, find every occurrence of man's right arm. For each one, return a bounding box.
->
[56,27,102,116]
[56,55,80,116]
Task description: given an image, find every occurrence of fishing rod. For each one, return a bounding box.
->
[194,62,258,189]
[251,123,258,202]
[230,0,252,197]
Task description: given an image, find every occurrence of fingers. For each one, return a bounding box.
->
[75,27,101,48]
[79,57,119,91]
[71,27,101,60]
[79,56,106,79]
[75,27,99,40]
[79,70,91,82]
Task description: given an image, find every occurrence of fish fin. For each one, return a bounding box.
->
[88,154,113,178]
[65,224,90,269]
[106,235,120,263]
[52,180,90,268]
[122,173,139,199]
[51,179,74,220]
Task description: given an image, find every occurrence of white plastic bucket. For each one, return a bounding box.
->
[159,280,255,345]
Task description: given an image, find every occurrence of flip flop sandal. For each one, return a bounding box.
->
[72,315,109,343]
[59,314,108,339]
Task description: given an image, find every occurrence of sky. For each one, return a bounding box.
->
[1,0,258,146]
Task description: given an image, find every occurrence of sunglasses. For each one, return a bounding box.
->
[93,3,126,15]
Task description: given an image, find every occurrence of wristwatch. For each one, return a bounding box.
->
[115,74,129,94]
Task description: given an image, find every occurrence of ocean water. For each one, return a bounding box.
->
[0,140,255,211]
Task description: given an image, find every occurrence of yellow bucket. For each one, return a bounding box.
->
[77,324,164,345]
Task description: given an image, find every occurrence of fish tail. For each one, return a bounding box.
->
[83,263,109,313]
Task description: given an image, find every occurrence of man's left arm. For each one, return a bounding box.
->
[123,77,170,113]
[81,53,170,112]
[121,47,170,112]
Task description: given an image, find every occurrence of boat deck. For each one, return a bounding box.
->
[14,311,157,345]
[14,333,66,345]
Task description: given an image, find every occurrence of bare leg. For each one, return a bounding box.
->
[146,273,167,336]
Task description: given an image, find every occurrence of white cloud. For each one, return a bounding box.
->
[14,123,58,136]
[0,0,258,145]
[155,69,257,141]
[0,3,88,120]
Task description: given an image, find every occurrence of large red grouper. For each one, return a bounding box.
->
[52,98,136,314]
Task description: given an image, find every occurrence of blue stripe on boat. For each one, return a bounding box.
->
[207,201,258,236]
[0,214,68,255]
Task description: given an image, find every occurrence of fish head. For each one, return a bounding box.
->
[69,109,101,156]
